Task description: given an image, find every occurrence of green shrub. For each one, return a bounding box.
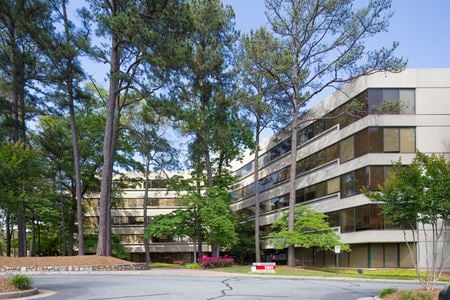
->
[399,290,432,300]
[9,274,32,290]
[184,263,199,269]
[379,288,398,298]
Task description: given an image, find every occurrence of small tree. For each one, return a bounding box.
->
[268,206,349,261]
[364,153,450,291]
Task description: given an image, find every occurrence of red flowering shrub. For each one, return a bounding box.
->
[198,256,234,269]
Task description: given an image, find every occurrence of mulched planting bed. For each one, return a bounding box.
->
[0,256,133,268]
[0,278,19,293]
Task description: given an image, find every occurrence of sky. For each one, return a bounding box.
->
[78,0,450,88]
[222,0,450,68]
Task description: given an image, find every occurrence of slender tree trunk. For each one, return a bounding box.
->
[30,216,35,256]
[68,190,76,256]
[97,7,119,255]
[17,205,26,257]
[6,210,11,257]
[287,105,298,267]
[254,121,261,262]
[143,159,151,263]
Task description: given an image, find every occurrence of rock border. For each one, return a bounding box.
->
[0,288,38,299]
[1,263,149,273]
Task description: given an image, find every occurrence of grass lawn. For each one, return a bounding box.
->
[148,262,183,268]
[211,265,450,281]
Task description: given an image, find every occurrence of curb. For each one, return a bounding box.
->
[0,288,38,299]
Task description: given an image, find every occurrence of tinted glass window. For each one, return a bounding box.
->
[383,128,400,152]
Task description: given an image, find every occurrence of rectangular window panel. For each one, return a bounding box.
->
[341,171,356,198]
[371,244,384,268]
[339,102,354,128]
[354,129,369,158]
[305,186,316,201]
[316,181,327,198]
[368,89,383,114]
[400,128,415,152]
[355,167,368,194]
[327,211,340,228]
[369,166,384,190]
[382,89,400,114]
[383,128,400,152]
[355,205,370,231]
[326,143,339,161]
[368,127,383,153]
[327,177,340,194]
[326,108,340,128]
[369,205,384,230]
[341,208,355,233]
[384,166,394,182]
[399,89,415,114]
[296,189,305,203]
[340,136,355,162]
[384,244,398,267]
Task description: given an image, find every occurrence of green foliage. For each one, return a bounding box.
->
[364,152,450,290]
[9,274,32,290]
[183,263,199,269]
[379,288,398,298]
[398,290,433,300]
[365,153,450,227]
[145,187,238,251]
[268,206,349,252]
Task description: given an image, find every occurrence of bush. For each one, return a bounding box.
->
[379,288,398,298]
[184,263,199,269]
[9,274,32,290]
[399,290,432,300]
[198,256,234,269]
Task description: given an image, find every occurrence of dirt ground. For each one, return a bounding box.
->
[0,256,134,267]
[0,278,19,293]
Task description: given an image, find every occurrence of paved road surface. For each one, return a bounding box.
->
[28,269,429,300]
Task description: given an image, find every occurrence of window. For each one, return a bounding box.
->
[296,189,305,203]
[369,205,384,230]
[340,136,355,162]
[383,128,400,152]
[400,128,415,152]
[382,89,400,114]
[354,129,369,158]
[368,89,383,114]
[326,143,339,161]
[327,211,340,227]
[368,127,383,153]
[341,208,355,233]
[341,171,356,198]
[355,167,368,193]
[355,205,371,231]
[305,186,316,201]
[399,89,415,114]
[327,177,340,194]
[316,181,327,199]
[369,166,384,190]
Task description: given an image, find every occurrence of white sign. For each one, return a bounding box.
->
[334,246,341,254]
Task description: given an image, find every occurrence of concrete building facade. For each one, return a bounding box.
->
[230,69,450,269]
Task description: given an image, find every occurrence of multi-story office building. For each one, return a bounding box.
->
[230,69,450,269]
[84,171,204,262]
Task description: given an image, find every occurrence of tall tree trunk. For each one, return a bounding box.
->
[143,159,151,263]
[254,121,261,263]
[62,0,84,255]
[195,182,203,259]
[68,190,76,256]
[97,8,119,256]
[30,216,35,256]
[8,12,27,257]
[287,105,298,267]
[17,205,26,257]
[5,210,11,257]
